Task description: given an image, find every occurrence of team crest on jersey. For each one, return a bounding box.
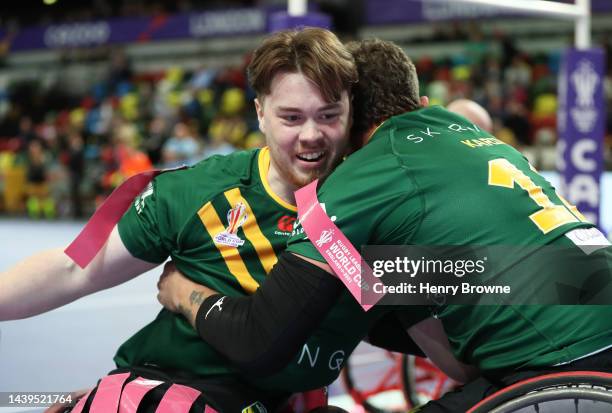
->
[214,202,248,247]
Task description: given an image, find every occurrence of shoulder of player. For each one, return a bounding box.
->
[153,149,258,195]
[146,149,259,228]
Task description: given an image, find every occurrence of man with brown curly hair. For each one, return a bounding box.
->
[1,28,366,412]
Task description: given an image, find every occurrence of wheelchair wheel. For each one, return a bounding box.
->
[341,348,407,413]
[401,355,456,409]
[341,344,456,413]
[467,371,612,413]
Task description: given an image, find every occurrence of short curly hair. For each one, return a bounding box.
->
[346,39,421,141]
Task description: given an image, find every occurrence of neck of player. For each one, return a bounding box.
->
[267,161,298,205]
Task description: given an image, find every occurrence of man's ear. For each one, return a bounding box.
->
[420,96,430,107]
[254,98,266,134]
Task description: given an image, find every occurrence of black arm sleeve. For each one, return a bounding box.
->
[367,312,426,357]
[195,252,342,377]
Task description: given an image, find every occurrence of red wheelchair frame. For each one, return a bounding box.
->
[341,352,455,412]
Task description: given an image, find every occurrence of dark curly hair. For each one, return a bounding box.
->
[346,39,421,143]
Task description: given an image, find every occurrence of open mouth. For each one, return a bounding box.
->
[296,151,325,162]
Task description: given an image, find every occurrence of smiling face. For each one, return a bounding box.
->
[256,71,351,193]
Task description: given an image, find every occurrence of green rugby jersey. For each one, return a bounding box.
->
[116,147,387,392]
[287,106,612,374]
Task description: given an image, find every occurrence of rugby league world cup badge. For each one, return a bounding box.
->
[215,202,248,247]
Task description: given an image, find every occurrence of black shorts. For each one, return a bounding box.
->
[72,366,291,413]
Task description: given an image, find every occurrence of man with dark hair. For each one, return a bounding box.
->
[158,39,612,412]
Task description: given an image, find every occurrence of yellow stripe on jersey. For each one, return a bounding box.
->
[224,188,278,274]
[197,202,259,293]
[258,147,297,212]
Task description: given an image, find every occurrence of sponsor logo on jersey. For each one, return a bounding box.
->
[135,182,154,214]
[204,296,226,319]
[274,215,296,236]
[291,217,305,238]
[565,227,611,255]
[214,202,247,247]
[241,401,268,413]
[291,203,336,239]
[277,215,296,232]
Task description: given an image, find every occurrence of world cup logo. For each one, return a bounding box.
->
[214,202,248,247]
[315,229,334,247]
[572,60,598,108]
[570,59,599,133]
[226,202,248,235]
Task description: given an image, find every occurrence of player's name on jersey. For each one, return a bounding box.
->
[460,137,505,148]
[403,122,504,149]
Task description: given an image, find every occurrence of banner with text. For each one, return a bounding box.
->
[557,48,606,229]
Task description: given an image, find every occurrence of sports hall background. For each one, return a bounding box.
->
[0,0,611,411]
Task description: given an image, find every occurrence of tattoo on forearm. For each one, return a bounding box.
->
[190,290,205,307]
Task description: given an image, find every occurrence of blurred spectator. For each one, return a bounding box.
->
[115,123,153,179]
[24,140,55,219]
[161,121,201,167]
[244,131,265,150]
[143,116,170,165]
[505,54,532,89]
[17,116,37,151]
[504,99,532,146]
[204,88,246,158]
[66,130,85,218]
[108,49,133,94]
[0,150,25,213]
[203,126,238,159]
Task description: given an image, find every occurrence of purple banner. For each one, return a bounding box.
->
[154,9,267,41]
[10,17,152,51]
[557,48,606,229]
[365,0,612,25]
[7,1,612,51]
[365,0,509,24]
[268,12,331,32]
[8,8,268,52]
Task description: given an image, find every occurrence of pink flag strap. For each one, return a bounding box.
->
[204,405,220,413]
[64,167,185,268]
[89,372,131,413]
[294,180,382,311]
[69,389,93,413]
[154,383,201,413]
[119,377,163,413]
